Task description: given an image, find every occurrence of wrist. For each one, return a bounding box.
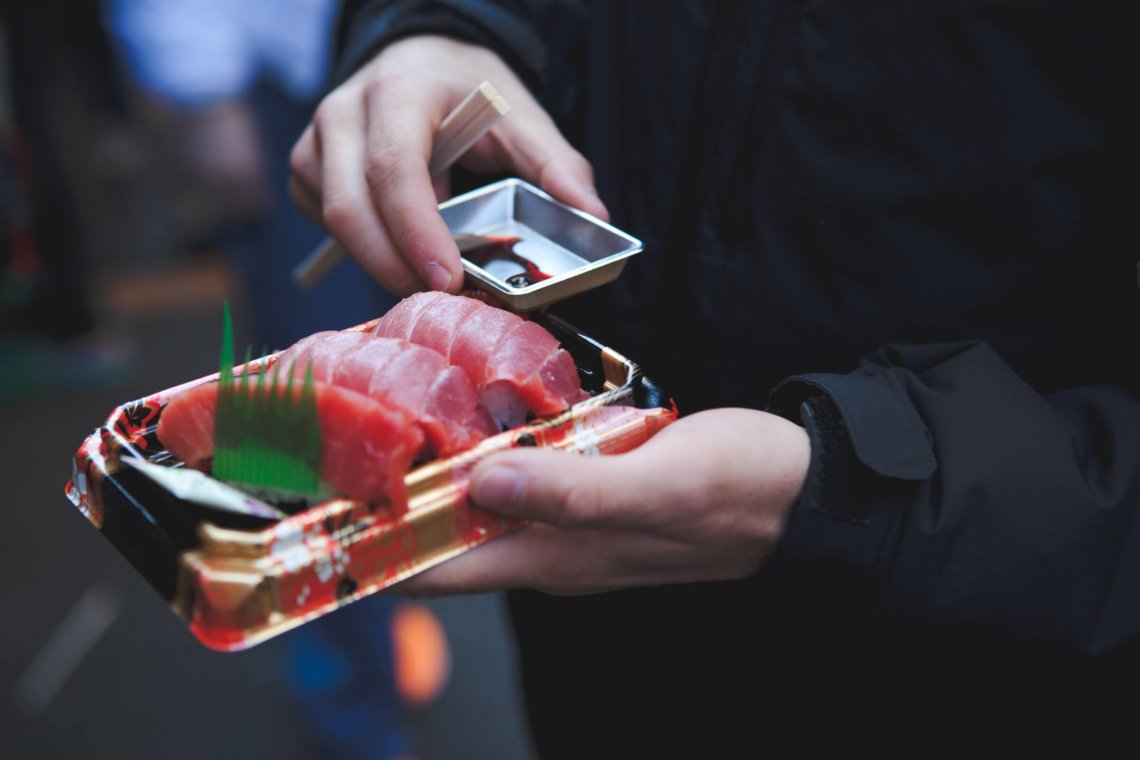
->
[774,418,812,522]
[333,2,551,98]
[376,34,504,74]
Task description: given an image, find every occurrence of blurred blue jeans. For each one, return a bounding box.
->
[221,82,398,352]
[223,83,408,760]
[284,599,411,760]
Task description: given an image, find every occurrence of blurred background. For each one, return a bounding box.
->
[1,1,534,758]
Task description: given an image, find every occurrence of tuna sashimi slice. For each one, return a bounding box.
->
[373,291,443,341]
[489,321,559,386]
[409,293,484,359]
[156,380,424,507]
[521,349,589,415]
[367,346,444,422]
[449,306,520,384]
[375,292,586,427]
[420,365,499,447]
[361,344,496,454]
[328,338,405,392]
[277,333,494,456]
[278,331,372,384]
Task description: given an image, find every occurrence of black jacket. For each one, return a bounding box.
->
[336,2,1139,756]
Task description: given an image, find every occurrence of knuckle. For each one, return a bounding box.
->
[312,94,346,131]
[382,202,425,249]
[320,196,358,232]
[559,475,602,528]
[363,148,404,193]
[361,74,392,103]
[364,68,416,102]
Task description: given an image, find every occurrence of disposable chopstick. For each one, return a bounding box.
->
[428,81,510,174]
[293,81,511,289]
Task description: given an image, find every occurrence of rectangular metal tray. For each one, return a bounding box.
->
[65,309,674,651]
[442,178,642,312]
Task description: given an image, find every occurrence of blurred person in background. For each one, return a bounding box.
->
[1,0,132,402]
[106,2,448,758]
[106,0,397,348]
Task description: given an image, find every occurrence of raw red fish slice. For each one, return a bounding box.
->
[373,291,444,341]
[280,332,493,456]
[490,321,559,386]
[421,365,499,445]
[376,293,585,424]
[523,349,589,414]
[155,389,213,471]
[156,380,423,506]
[313,384,420,506]
[409,294,483,358]
[277,331,371,384]
[304,331,372,383]
[367,345,495,454]
[449,306,519,383]
[368,348,442,420]
[329,338,405,392]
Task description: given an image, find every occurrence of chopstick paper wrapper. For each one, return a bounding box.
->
[293,81,511,289]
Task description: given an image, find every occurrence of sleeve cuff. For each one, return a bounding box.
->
[332,0,553,96]
[763,374,937,611]
[770,373,937,480]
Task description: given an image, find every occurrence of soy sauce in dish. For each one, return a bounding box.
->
[461,236,553,287]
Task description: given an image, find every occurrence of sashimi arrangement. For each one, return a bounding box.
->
[374,291,587,426]
[156,293,587,508]
[275,331,497,457]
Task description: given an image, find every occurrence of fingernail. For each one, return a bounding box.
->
[422,261,452,292]
[471,466,523,511]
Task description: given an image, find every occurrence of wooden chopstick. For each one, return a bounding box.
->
[429,81,510,175]
[293,81,511,289]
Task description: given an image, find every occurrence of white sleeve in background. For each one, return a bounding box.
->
[106,0,255,107]
[107,0,340,107]
[243,0,340,103]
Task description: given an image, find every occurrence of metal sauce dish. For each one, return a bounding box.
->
[441,178,642,312]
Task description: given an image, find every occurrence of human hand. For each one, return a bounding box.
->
[395,408,811,596]
[289,35,608,295]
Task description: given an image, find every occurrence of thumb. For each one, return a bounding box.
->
[469,449,645,529]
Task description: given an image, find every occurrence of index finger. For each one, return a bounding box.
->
[364,78,463,293]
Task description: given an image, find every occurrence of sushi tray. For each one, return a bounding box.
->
[64,182,675,652]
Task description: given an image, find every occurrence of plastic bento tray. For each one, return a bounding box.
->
[65,306,674,651]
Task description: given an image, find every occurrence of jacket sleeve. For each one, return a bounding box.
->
[330,0,584,116]
[767,340,1140,658]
